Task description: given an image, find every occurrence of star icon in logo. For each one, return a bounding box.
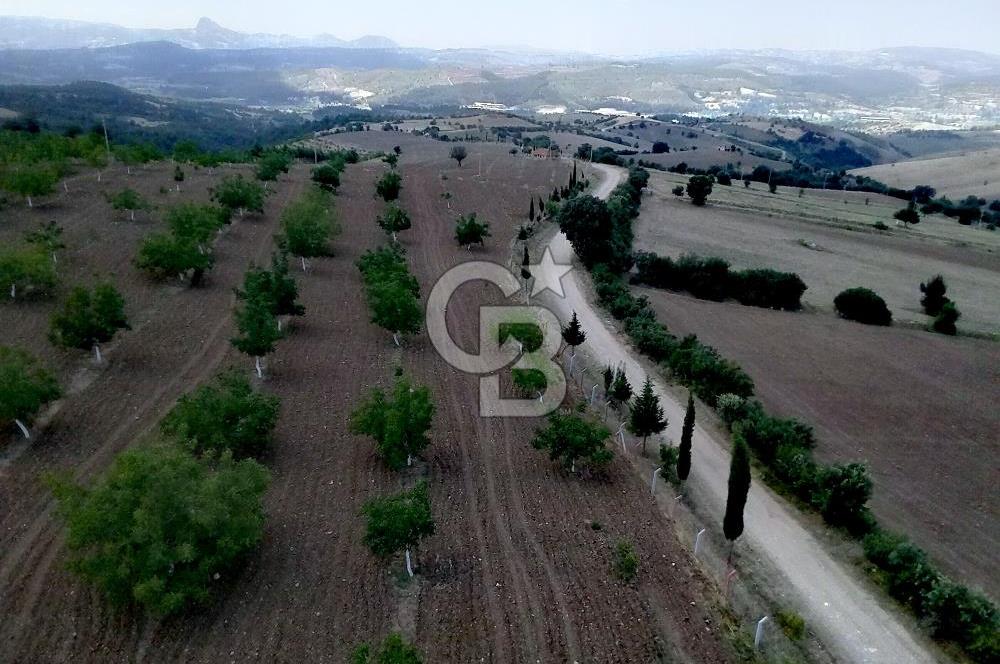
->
[527,246,573,298]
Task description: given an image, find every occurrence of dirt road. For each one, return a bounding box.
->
[537,162,940,664]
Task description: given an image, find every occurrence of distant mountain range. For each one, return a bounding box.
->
[0,16,398,50]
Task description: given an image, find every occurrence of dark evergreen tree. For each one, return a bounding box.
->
[920,275,949,316]
[628,377,667,454]
[561,311,586,354]
[723,437,752,545]
[529,197,535,222]
[678,392,695,481]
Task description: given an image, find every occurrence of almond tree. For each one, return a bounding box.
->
[377,203,412,243]
[110,188,151,221]
[531,411,612,474]
[351,373,434,469]
[449,145,467,167]
[362,482,435,577]
[231,290,282,378]
[25,221,65,264]
[0,346,60,439]
[212,175,265,217]
[5,167,57,208]
[375,171,402,202]
[49,283,130,362]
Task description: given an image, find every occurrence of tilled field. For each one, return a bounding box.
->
[638,288,1000,598]
[0,148,735,662]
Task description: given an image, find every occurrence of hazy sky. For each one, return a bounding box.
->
[6,0,1000,55]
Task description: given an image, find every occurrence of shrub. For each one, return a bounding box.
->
[734,407,814,464]
[512,368,546,395]
[624,315,677,362]
[612,540,638,582]
[729,269,807,311]
[686,174,714,205]
[919,275,948,316]
[814,463,873,533]
[498,322,543,352]
[925,580,999,654]
[671,185,684,196]
[48,445,269,615]
[834,288,892,326]
[776,610,806,641]
[311,162,343,191]
[375,171,402,202]
[351,633,423,664]
[658,443,679,483]
[454,213,491,248]
[932,301,960,335]
[715,393,750,428]
[161,371,279,459]
[667,335,754,406]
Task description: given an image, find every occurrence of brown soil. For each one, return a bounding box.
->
[639,288,1000,598]
[0,149,735,662]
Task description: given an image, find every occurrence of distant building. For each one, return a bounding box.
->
[531,147,560,159]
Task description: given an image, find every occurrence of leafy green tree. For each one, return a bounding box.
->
[136,233,214,286]
[0,246,58,299]
[556,195,619,269]
[352,633,423,664]
[166,203,227,247]
[375,171,402,202]
[4,166,58,208]
[172,139,201,163]
[351,373,434,469]
[231,291,282,378]
[678,392,695,481]
[449,145,468,166]
[362,482,435,577]
[242,250,305,318]
[378,203,412,242]
[173,165,185,186]
[382,153,399,169]
[561,311,586,354]
[454,213,491,248]
[628,377,666,454]
[161,370,279,459]
[894,201,920,227]
[724,436,752,545]
[24,220,65,263]
[816,463,872,531]
[933,301,960,336]
[48,444,269,615]
[280,188,338,268]
[256,151,291,185]
[368,279,422,346]
[311,163,342,191]
[686,175,714,206]
[531,411,612,473]
[212,175,265,217]
[49,283,129,360]
[920,275,949,316]
[109,188,151,222]
[0,346,60,439]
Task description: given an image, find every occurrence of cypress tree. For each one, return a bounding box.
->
[561,311,586,354]
[603,365,614,393]
[529,197,535,222]
[723,437,752,545]
[678,392,695,480]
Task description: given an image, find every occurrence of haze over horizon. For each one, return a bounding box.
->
[4,0,1000,55]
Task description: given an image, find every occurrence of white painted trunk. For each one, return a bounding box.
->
[405,548,414,577]
[255,356,263,379]
[127,166,131,175]
[94,344,102,363]
[51,252,57,265]
[10,284,15,299]
[392,333,400,347]
[277,318,283,332]
[130,209,135,222]
[301,256,307,272]
[63,182,68,193]
[14,419,30,440]
[97,172,102,182]
[26,196,33,208]
[407,454,412,467]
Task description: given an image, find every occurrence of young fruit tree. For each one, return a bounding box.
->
[279,188,338,270]
[375,170,402,202]
[628,377,667,455]
[161,370,279,459]
[49,283,130,362]
[109,188,151,221]
[362,481,435,577]
[0,246,58,300]
[311,162,343,192]
[166,203,229,250]
[368,279,423,347]
[0,346,61,439]
[212,175,265,217]
[47,444,269,615]
[723,435,752,555]
[377,203,412,243]
[231,289,283,378]
[561,311,586,356]
[136,233,215,286]
[238,251,306,326]
[454,213,491,249]
[382,152,399,169]
[350,373,435,469]
[677,392,696,481]
[449,145,468,167]
[255,151,291,187]
[894,201,920,228]
[531,411,612,474]
[25,220,65,264]
[4,166,57,208]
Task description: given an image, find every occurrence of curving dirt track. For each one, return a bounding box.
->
[0,146,734,662]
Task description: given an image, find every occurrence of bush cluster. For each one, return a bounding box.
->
[834,287,892,326]
[633,252,807,311]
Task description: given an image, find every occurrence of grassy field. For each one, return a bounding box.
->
[634,170,1000,335]
[851,148,1000,203]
